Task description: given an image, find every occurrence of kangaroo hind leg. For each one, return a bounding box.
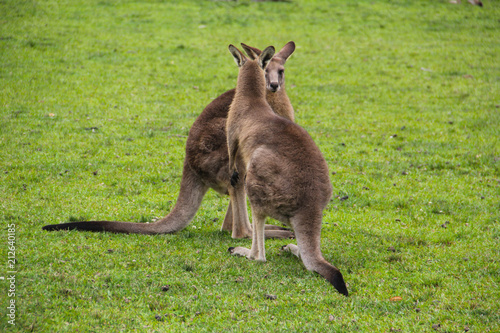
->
[228,184,253,239]
[264,225,295,239]
[229,209,266,262]
[220,201,233,232]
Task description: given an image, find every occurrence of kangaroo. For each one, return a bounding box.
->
[42,42,296,239]
[226,45,348,296]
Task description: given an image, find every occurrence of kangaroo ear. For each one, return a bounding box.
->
[228,44,247,67]
[241,43,262,60]
[276,41,295,62]
[259,46,275,70]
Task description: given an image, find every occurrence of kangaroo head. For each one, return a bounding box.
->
[228,44,275,71]
[241,41,295,93]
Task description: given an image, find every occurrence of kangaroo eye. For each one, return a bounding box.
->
[278,69,284,75]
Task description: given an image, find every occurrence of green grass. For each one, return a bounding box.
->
[1,0,499,331]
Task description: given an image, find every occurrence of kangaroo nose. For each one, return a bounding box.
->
[270,82,279,91]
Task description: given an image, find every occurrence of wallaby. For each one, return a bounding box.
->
[226,45,348,296]
[43,42,296,239]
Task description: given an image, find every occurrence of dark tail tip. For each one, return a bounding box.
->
[331,270,349,297]
[314,261,349,296]
[42,222,106,232]
[42,224,63,231]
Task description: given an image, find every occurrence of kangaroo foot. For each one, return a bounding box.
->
[228,246,249,257]
[281,244,301,258]
[228,246,266,262]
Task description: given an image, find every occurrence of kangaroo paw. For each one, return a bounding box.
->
[230,171,239,187]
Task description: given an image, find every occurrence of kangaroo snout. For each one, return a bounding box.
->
[269,82,279,92]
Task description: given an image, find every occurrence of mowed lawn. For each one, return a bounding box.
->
[1,0,499,332]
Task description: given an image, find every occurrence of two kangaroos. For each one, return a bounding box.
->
[43,42,296,239]
[43,41,348,295]
[226,45,348,296]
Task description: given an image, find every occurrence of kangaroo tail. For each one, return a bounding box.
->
[42,220,158,234]
[313,260,348,296]
[292,215,349,296]
[43,162,209,235]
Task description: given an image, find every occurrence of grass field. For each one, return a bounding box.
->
[1,0,499,331]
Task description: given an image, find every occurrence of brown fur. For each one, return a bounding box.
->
[226,45,348,296]
[42,42,296,239]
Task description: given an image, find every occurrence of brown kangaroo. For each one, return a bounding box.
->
[226,45,348,296]
[42,42,296,239]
